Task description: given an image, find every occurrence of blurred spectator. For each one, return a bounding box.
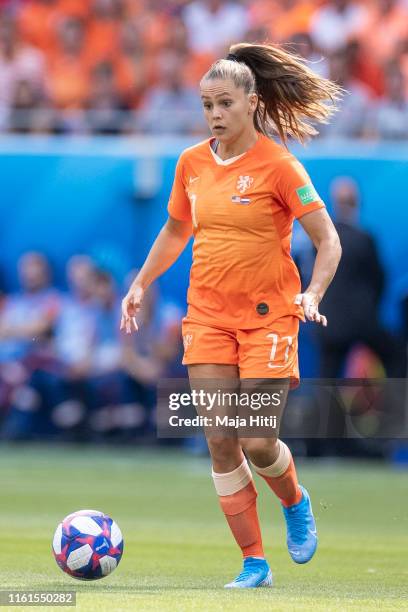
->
[273,0,316,42]
[47,16,89,110]
[17,0,60,55]
[319,48,372,138]
[125,0,173,54]
[346,39,385,98]
[182,0,248,55]
[114,20,155,109]
[360,0,408,64]
[47,261,120,439]
[0,252,61,440]
[54,255,97,374]
[90,269,122,376]
[137,51,205,134]
[367,63,408,140]
[16,255,98,438]
[85,0,123,66]
[249,0,316,44]
[8,78,48,132]
[0,13,46,128]
[310,0,368,53]
[317,178,407,378]
[86,61,131,134]
[162,14,215,89]
[0,252,60,365]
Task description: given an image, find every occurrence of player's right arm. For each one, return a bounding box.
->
[121,215,192,334]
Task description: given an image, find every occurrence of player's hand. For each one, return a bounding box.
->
[120,285,144,334]
[294,291,327,327]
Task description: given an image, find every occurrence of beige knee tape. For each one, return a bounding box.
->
[212,458,253,496]
[251,440,291,478]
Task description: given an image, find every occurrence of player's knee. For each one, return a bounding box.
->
[239,437,279,464]
[207,436,241,471]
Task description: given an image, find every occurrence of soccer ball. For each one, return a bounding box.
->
[52,509,124,580]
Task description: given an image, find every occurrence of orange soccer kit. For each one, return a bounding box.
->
[167,133,325,383]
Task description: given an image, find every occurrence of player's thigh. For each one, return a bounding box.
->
[187,363,240,430]
[187,363,241,467]
[238,377,289,447]
[188,364,239,379]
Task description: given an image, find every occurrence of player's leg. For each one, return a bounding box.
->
[240,434,317,564]
[187,360,272,588]
[239,433,302,508]
[237,317,317,563]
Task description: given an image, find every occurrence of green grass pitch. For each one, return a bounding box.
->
[0,444,407,611]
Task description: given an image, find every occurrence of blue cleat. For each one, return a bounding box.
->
[224,557,273,589]
[282,485,317,564]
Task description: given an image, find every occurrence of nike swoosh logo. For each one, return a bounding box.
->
[189,176,199,184]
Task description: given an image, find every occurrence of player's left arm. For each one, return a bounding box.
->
[297,208,342,326]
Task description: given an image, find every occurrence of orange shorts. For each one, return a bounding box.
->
[182,315,300,384]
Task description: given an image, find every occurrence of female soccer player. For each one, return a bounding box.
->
[121,43,342,588]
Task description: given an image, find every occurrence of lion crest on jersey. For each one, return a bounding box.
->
[183,334,193,350]
[236,175,254,194]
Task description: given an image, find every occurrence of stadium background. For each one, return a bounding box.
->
[0,1,407,610]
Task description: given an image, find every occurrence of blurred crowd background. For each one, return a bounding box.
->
[0,252,185,441]
[0,0,407,454]
[0,0,407,138]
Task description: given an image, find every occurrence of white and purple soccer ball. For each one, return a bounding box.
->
[52,510,124,580]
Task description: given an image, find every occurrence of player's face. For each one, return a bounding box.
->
[200,78,258,142]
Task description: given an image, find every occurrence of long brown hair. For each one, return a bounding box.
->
[201,42,343,144]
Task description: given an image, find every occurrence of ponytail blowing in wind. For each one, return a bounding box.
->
[201,42,343,144]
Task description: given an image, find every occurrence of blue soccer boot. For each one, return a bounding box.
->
[282,485,317,564]
[224,557,273,589]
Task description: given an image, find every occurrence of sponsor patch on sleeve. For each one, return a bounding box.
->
[296,184,320,205]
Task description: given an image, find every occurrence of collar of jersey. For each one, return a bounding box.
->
[209,142,246,166]
[208,135,259,166]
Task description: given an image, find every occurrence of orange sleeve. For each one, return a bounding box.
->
[167,155,192,222]
[276,157,325,219]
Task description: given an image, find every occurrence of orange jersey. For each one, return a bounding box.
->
[168,133,325,329]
